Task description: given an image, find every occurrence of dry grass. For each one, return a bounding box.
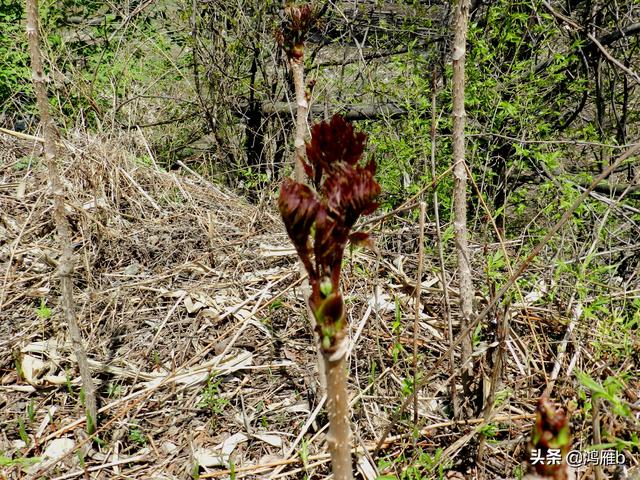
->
[0,132,638,479]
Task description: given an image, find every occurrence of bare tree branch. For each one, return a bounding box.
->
[538,2,640,84]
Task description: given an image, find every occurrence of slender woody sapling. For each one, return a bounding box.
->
[276,3,322,183]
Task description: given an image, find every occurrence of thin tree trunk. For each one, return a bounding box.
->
[450,0,475,418]
[290,56,308,183]
[429,74,459,419]
[26,0,98,433]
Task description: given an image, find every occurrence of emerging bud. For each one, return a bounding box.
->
[319,275,333,298]
[278,115,380,351]
[529,397,572,479]
[311,292,345,352]
[311,291,344,326]
[305,114,367,187]
[278,3,319,60]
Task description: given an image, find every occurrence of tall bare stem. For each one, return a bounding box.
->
[451,0,475,417]
[26,0,98,433]
[324,352,353,480]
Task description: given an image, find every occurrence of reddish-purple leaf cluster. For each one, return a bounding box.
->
[278,115,380,347]
[304,115,367,187]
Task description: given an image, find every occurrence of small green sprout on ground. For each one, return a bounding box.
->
[35,298,51,319]
[0,455,41,468]
[128,425,147,446]
[26,400,36,422]
[199,376,229,429]
[17,417,29,445]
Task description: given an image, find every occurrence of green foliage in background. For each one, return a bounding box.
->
[0,1,32,112]
[376,447,447,479]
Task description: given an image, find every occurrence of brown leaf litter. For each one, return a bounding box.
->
[1,133,637,479]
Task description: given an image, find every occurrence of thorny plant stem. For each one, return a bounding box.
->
[324,352,354,480]
[279,111,378,480]
[26,0,97,432]
[279,11,361,480]
[451,0,474,418]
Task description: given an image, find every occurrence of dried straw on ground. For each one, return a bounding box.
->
[1,132,637,479]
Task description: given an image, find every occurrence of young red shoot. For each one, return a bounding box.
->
[278,113,380,351]
[529,397,572,479]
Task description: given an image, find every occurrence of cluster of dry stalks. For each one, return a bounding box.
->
[2,130,638,479]
[0,130,297,477]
